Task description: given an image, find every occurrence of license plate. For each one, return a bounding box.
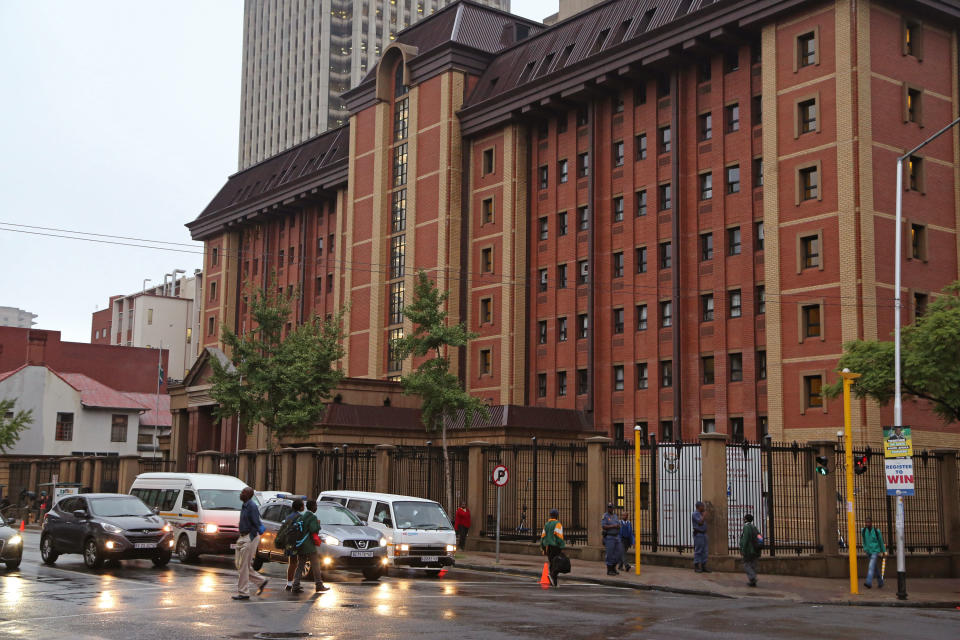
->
[351,551,374,558]
[230,544,237,550]
[421,555,439,562]
[134,543,156,549]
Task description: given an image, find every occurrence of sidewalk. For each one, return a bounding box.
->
[456,550,960,608]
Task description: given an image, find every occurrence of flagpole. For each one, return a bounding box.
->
[155,340,162,461]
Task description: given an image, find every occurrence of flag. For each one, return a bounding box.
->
[158,363,164,386]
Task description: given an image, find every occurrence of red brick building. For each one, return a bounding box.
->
[189,0,960,449]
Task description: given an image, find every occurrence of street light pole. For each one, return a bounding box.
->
[840,368,861,595]
[634,424,642,575]
[894,115,960,601]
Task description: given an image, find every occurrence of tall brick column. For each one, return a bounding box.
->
[466,441,489,541]
[92,458,104,493]
[586,436,611,551]
[933,450,959,553]
[237,449,256,485]
[280,447,298,491]
[810,441,839,556]
[253,449,269,490]
[699,433,729,557]
[80,458,94,490]
[294,447,319,497]
[374,445,395,494]
[117,456,140,494]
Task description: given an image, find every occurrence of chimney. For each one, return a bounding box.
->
[26,331,48,365]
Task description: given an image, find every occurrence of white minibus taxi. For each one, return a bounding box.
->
[130,472,252,562]
[319,490,456,574]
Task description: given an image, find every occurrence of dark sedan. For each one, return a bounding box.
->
[40,493,175,569]
[0,520,23,569]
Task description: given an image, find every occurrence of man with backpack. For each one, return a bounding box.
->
[861,516,886,589]
[539,508,566,588]
[739,513,763,587]
[273,499,305,591]
[291,500,329,593]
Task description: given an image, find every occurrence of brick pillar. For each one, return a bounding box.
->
[196,450,218,474]
[117,456,140,494]
[466,441,489,540]
[586,436,611,550]
[810,441,839,556]
[294,447,319,497]
[253,449,269,490]
[27,461,38,495]
[80,458,94,490]
[699,433,729,557]
[375,445,395,494]
[933,449,960,552]
[280,447,298,491]
[237,449,255,485]
[58,458,73,487]
[92,458,104,493]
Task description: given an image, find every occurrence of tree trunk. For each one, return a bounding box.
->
[442,419,453,517]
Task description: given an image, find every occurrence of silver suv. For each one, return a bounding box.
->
[255,496,388,581]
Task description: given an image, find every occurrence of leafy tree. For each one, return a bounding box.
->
[209,283,345,488]
[395,270,489,514]
[825,281,960,423]
[0,399,31,453]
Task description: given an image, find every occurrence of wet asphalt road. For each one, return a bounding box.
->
[0,531,956,639]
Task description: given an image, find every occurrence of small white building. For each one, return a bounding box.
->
[0,365,148,457]
[0,307,37,329]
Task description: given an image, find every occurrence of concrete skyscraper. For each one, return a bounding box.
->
[238,0,511,169]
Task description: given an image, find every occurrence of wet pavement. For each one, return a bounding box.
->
[0,531,956,639]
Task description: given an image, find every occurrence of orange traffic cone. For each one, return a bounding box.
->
[19,519,25,532]
[539,561,551,588]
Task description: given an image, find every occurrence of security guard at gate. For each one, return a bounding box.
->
[601,502,621,576]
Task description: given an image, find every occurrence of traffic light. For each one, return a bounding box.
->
[815,455,829,475]
[854,454,868,475]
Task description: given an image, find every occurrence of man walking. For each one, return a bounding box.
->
[739,513,761,587]
[601,503,621,576]
[692,501,710,573]
[292,500,330,594]
[617,511,634,572]
[861,516,886,589]
[539,508,565,587]
[454,502,471,551]
[283,499,305,591]
[234,487,268,600]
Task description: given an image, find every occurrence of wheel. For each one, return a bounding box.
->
[40,535,58,565]
[176,535,196,563]
[152,552,171,568]
[83,538,104,569]
[252,556,264,571]
[5,559,21,570]
[362,566,383,581]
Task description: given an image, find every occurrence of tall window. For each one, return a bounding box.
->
[482,198,494,224]
[481,247,493,273]
[636,133,648,160]
[701,233,713,261]
[702,356,715,385]
[612,197,624,222]
[805,375,823,408]
[578,205,590,230]
[538,217,548,241]
[797,32,816,67]
[636,363,649,389]
[726,165,740,194]
[538,320,548,344]
[578,259,589,284]
[557,263,568,289]
[757,350,767,380]
[613,252,624,278]
[661,301,673,327]
[110,414,128,442]
[755,221,764,251]
[727,103,740,132]
[559,159,569,183]
[577,152,590,178]
[729,353,743,382]
[660,241,672,269]
[699,112,712,141]
[390,235,405,279]
[613,308,624,334]
[389,282,405,324]
[613,141,624,167]
[798,99,817,134]
[557,317,568,342]
[799,166,819,200]
[661,360,673,387]
[800,234,820,268]
[56,412,73,441]
[539,166,549,189]
[392,189,407,232]
[802,304,821,338]
[538,373,548,397]
[613,365,625,391]
[538,268,548,292]
[728,227,742,255]
[729,290,742,318]
[577,313,589,338]
[757,286,766,314]
[700,172,713,200]
[659,183,672,210]
[911,223,927,260]
[394,97,409,141]
[636,189,647,216]
[636,304,648,331]
[480,297,492,324]
[636,246,648,273]
[557,371,568,397]
[557,211,568,235]
[659,126,671,153]
[392,143,408,187]
[479,349,492,375]
[577,369,588,395]
[702,294,714,322]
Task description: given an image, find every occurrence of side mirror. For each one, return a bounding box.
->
[5,518,15,526]
[152,506,160,515]
[73,510,88,519]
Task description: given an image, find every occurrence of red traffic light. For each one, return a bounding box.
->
[854,455,868,475]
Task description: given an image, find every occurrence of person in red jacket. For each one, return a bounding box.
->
[454,502,471,551]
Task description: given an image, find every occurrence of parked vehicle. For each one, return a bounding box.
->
[319,490,456,574]
[129,472,252,562]
[255,495,388,581]
[39,493,174,569]
[0,519,23,569]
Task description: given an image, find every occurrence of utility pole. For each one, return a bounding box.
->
[840,368,861,595]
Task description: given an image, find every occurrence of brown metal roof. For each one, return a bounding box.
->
[186,125,349,241]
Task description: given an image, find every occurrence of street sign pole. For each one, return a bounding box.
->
[495,484,501,564]
[634,425,641,575]
[491,464,509,565]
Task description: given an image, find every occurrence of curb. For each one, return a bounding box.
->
[458,562,959,609]
[457,562,734,599]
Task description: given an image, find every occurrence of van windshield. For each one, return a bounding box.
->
[316,504,362,526]
[198,490,249,511]
[392,501,453,530]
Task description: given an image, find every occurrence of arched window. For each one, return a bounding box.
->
[394,61,408,98]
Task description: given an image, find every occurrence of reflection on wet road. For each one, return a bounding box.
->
[0,531,956,639]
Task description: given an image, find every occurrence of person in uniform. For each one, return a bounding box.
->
[618,511,635,572]
[692,501,710,573]
[601,503,621,576]
[539,508,565,587]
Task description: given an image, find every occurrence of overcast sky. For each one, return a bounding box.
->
[0,0,557,344]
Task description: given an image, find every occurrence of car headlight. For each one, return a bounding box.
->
[446,544,456,553]
[398,543,409,552]
[162,523,172,533]
[8,535,21,546]
[101,523,123,534]
[379,537,387,547]
[202,523,218,534]
[322,535,340,547]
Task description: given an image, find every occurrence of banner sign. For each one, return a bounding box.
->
[882,425,913,459]
[885,457,915,496]
[725,447,764,548]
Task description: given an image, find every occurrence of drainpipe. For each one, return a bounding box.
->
[298,211,306,324]
[523,123,533,405]
[459,131,471,386]
[670,70,682,440]
[587,99,596,419]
